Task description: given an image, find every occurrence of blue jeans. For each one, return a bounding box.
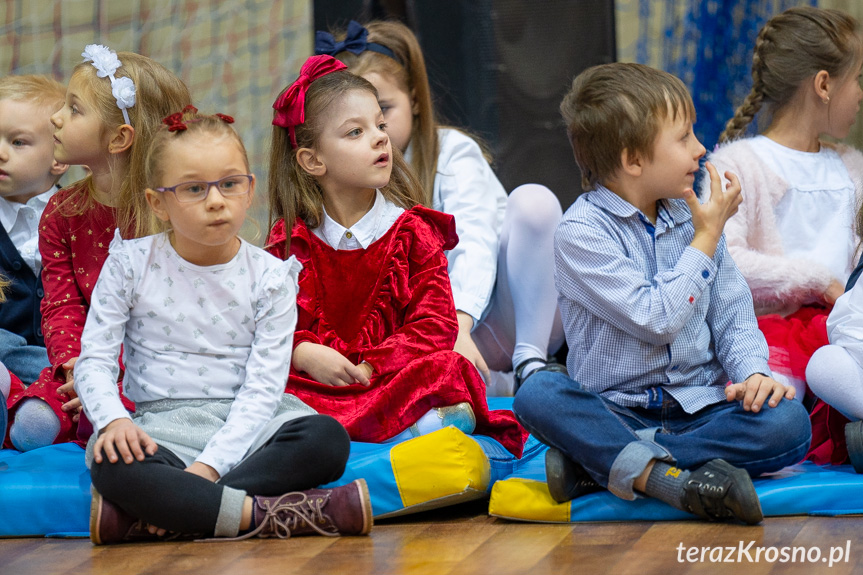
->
[513,371,812,501]
[0,328,49,385]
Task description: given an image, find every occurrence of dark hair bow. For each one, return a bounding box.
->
[314,20,399,62]
[272,55,347,148]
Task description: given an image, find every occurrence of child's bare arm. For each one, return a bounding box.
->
[685,162,742,258]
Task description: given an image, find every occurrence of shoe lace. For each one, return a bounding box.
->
[233,492,338,540]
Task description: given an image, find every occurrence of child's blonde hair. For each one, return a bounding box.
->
[60,52,191,238]
[268,69,425,253]
[144,107,249,234]
[332,21,439,201]
[0,74,65,112]
[720,6,863,143]
[560,62,696,191]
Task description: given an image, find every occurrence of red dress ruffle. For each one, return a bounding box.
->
[266,206,526,457]
[758,306,848,465]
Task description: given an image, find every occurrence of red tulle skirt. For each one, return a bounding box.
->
[758,306,848,465]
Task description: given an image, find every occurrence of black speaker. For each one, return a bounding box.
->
[313,0,616,208]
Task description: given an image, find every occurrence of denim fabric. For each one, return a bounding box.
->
[0,328,49,385]
[513,371,812,500]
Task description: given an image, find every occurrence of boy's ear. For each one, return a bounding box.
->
[813,69,831,104]
[108,124,135,155]
[296,147,326,177]
[620,148,643,177]
[50,159,69,177]
[144,188,171,222]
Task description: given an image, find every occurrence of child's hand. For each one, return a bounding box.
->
[62,357,78,384]
[823,279,845,306]
[93,418,158,464]
[58,381,82,422]
[454,311,490,383]
[293,342,372,387]
[685,162,742,258]
[185,461,220,482]
[725,374,795,412]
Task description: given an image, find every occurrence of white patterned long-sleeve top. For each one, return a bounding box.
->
[75,231,302,476]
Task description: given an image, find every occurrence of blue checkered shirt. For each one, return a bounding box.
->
[555,186,770,413]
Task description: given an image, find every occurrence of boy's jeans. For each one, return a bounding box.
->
[0,328,49,385]
[513,371,811,501]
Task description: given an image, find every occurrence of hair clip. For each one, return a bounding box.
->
[273,55,347,148]
[82,44,136,126]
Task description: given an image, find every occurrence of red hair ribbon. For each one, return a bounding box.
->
[272,55,347,148]
[215,113,234,124]
[162,112,187,132]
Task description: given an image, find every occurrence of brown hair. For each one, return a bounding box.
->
[0,74,65,112]
[144,108,249,233]
[268,69,425,253]
[560,62,696,190]
[720,6,863,143]
[59,52,192,238]
[0,274,8,303]
[333,20,440,201]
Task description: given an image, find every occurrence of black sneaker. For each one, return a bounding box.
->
[545,447,603,503]
[682,459,762,525]
[845,421,863,473]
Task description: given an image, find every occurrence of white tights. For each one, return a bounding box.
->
[472,184,565,374]
[806,344,863,420]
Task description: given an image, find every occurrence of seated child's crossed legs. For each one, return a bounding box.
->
[513,370,811,523]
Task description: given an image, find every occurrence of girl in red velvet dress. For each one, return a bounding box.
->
[4,45,191,451]
[265,55,524,456]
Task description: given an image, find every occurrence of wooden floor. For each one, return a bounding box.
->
[2,500,863,575]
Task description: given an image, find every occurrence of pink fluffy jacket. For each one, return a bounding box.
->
[708,139,863,317]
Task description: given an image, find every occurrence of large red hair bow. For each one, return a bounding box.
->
[273,55,347,148]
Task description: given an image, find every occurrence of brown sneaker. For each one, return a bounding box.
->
[245,479,373,539]
[90,487,187,545]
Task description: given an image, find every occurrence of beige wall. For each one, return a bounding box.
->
[0,0,312,241]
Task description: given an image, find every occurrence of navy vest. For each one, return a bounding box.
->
[0,225,45,346]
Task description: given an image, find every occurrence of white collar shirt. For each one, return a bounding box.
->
[313,189,404,250]
[0,186,57,274]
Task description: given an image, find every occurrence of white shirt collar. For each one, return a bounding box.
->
[0,185,56,233]
[318,190,389,250]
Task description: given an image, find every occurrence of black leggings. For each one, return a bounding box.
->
[89,414,350,534]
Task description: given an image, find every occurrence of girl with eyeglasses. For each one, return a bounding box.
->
[76,106,371,544]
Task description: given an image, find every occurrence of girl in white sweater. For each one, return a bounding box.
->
[76,108,371,544]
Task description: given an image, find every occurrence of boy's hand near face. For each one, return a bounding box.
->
[685,161,742,258]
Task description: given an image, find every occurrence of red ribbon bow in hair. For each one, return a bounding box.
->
[272,55,347,148]
[162,112,187,132]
